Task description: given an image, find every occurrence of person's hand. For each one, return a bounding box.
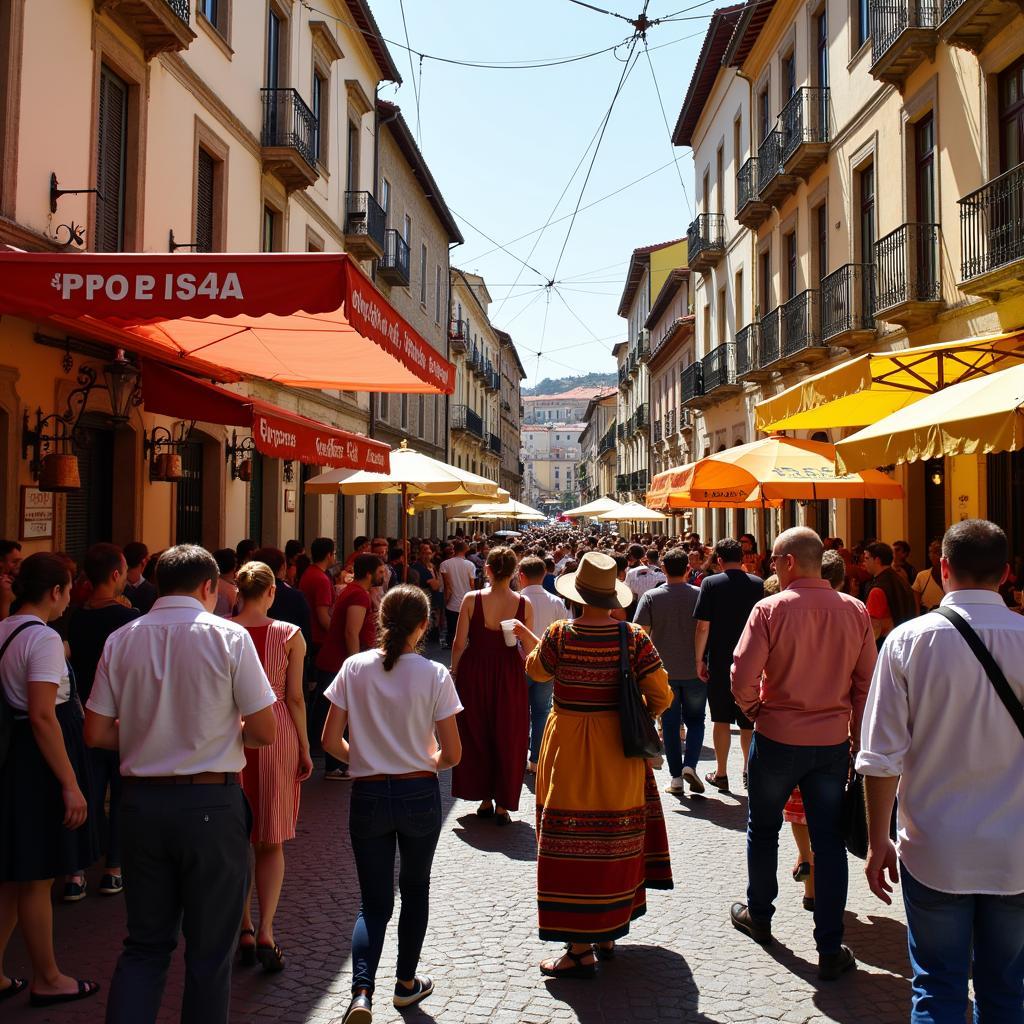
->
[430,747,443,771]
[61,783,88,830]
[511,621,532,641]
[864,839,899,903]
[696,661,710,683]
[297,750,314,781]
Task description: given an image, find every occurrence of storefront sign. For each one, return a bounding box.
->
[252,412,389,472]
[20,486,54,540]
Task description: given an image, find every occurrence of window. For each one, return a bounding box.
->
[420,243,427,305]
[702,304,711,350]
[434,264,443,323]
[702,170,710,214]
[199,0,229,36]
[999,56,1024,172]
[401,394,408,430]
[379,392,389,420]
[782,53,796,104]
[735,269,744,324]
[759,88,771,142]
[717,288,726,346]
[856,0,870,49]
[716,146,724,215]
[266,7,282,89]
[95,65,129,252]
[859,162,875,263]
[261,204,280,252]
[403,213,411,243]
[311,69,326,164]
[785,231,797,299]
[346,118,359,191]
[815,202,828,286]
[759,248,772,312]
[733,115,743,166]
[195,148,216,252]
[381,177,390,225]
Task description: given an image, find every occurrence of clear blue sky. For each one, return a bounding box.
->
[369,0,709,388]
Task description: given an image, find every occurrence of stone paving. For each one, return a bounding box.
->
[7,647,916,1023]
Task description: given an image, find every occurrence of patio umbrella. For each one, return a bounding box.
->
[647,462,782,511]
[595,501,668,522]
[562,497,623,518]
[451,498,546,521]
[835,361,1024,473]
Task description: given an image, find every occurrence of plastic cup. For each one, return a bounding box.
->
[500,619,519,647]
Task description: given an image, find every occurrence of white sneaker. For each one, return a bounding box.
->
[682,766,705,794]
[666,776,685,794]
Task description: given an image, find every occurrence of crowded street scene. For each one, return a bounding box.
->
[1,1,1023,1023]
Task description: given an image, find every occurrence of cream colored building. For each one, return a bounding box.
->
[577,390,618,502]
[496,329,526,499]
[673,0,1024,550]
[0,0,461,561]
[521,423,584,509]
[523,386,607,425]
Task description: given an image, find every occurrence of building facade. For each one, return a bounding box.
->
[577,390,618,503]
[495,329,526,499]
[522,386,607,425]
[521,423,584,510]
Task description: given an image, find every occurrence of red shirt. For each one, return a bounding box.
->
[315,583,375,674]
[299,564,334,646]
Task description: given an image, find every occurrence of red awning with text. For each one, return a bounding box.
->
[141,361,390,472]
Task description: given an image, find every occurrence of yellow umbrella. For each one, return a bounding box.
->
[755,330,1024,433]
[686,435,903,501]
[836,362,1024,473]
[563,497,623,518]
[595,501,668,523]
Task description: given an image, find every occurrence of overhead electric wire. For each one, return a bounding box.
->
[448,208,549,282]
[565,0,637,24]
[642,39,693,220]
[397,0,422,143]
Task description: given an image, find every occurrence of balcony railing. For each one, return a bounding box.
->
[681,361,704,404]
[869,0,938,85]
[760,307,782,367]
[488,433,502,455]
[781,290,822,357]
[687,212,726,270]
[451,404,483,439]
[261,87,317,169]
[779,87,830,171]
[616,473,629,493]
[635,403,649,430]
[757,129,784,196]
[875,222,942,314]
[166,0,190,21]
[378,228,410,286]
[344,191,386,255]
[703,343,738,393]
[821,263,876,341]
[665,409,676,436]
[737,157,759,216]
[448,319,468,345]
[653,418,663,443]
[633,469,649,491]
[618,364,628,387]
[735,322,762,378]
[599,425,616,453]
[617,423,626,441]
[959,162,1024,286]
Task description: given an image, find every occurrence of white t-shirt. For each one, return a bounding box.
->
[626,564,666,599]
[0,614,69,711]
[324,649,462,778]
[440,556,477,612]
[87,596,275,776]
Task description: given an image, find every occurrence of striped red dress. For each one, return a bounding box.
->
[241,620,302,844]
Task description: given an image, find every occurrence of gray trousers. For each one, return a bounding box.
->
[105,780,251,1024]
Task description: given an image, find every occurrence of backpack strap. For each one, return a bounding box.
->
[0,621,44,706]
[932,606,1024,740]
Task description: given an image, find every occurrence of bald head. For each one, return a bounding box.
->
[773,527,824,582]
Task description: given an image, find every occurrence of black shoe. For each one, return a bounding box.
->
[803,896,816,912]
[393,975,433,1008]
[730,903,773,946]
[98,873,124,896]
[342,992,372,1024]
[792,861,812,882]
[62,879,87,903]
[818,945,856,981]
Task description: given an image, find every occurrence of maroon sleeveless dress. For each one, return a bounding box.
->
[451,592,529,812]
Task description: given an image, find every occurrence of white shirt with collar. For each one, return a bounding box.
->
[856,590,1024,895]
[625,563,666,600]
[87,595,275,777]
[520,584,568,638]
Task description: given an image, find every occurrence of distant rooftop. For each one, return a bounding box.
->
[524,386,609,402]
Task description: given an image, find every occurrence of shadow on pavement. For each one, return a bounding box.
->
[669,791,748,833]
[450,812,537,862]
[543,944,720,1023]
[841,911,911,977]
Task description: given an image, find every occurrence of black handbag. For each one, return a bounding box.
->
[842,765,897,860]
[617,622,663,759]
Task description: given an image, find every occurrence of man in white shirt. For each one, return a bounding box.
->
[85,545,277,1024]
[519,556,568,772]
[625,547,666,603]
[858,519,1024,1023]
[440,540,477,645]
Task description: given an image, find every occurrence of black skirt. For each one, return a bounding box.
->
[0,701,99,882]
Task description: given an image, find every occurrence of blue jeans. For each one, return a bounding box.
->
[662,679,706,777]
[348,777,443,994]
[527,679,553,763]
[746,732,849,953]
[902,865,1024,1024]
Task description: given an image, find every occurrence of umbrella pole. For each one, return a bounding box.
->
[401,482,409,583]
[758,502,768,565]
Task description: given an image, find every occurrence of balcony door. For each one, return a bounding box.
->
[915,114,936,296]
[266,7,282,89]
[815,10,828,136]
[859,162,876,264]
[999,56,1024,173]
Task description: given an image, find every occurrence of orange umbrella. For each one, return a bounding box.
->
[646,462,782,510]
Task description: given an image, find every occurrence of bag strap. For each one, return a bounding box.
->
[617,621,631,680]
[0,621,44,703]
[932,606,1024,740]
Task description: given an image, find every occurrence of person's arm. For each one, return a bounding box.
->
[426,571,441,592]
[730,606,769,721]
[512,620,542,654]
[433,714,462,771]
[633,593,652,633]
[694,620,710,681]
[850,612,878,750]
[864,776,900,902]
[441,569,452,606]
[520,599,534,659]
[283,629,312,780]
[344,604,366,658]
[242,704,276,748]
[315,602,332,634]
[83,709,119,751]
[449,592,474,676]
[633,629,673,717]
[322,704,350,763]
[28,681,87,828]
[84,641,119,751]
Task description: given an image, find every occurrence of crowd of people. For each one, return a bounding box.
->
[0,517,1020,1024]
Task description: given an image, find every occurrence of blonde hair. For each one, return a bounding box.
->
[236,560,276,601]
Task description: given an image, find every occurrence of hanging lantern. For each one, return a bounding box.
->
[38,453,81,492]
[102,350,141,422]
[237,459,253,482]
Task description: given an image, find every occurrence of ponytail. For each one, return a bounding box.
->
[378,584,430,671]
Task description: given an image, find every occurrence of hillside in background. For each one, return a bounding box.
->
[522,372,617,396]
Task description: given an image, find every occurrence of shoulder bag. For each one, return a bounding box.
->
[0,621,44,768]
[617,622,663,759]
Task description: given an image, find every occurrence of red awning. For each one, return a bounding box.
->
[141,361,390,472]
[0,250,454,394]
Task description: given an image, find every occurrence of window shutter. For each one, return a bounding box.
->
[95,66,128,253]
[196,149,215,252]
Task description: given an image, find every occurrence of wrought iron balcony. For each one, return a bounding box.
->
[488,433,502,455]
[939,0,1020,51]
[874,223,944,327]
[821,263,876,345]
[779,88,830,178]
[665,409,676,436]
[343,191,386,260]
[448,319,468,353]
[653,418,663,443]
[635,403,649,431]
[781,289,827,362]
[759,307,782,368]
[757,129,799,206]
[634,469,649,491]
[736,157,770,229]
[599,425,616,454]
[617,422,626,441]
[679,407,693,431]
[618,364,628,388]
[451,404,483,439]
[261,88,319,190]
[628,349,639,375]
[378,228,410,286]
[869,0,938,88]
[736,322,771,381]
[102,0,196,58]
[681,361,705,406]
[959,163,1024,299]
[687,213,726,273]
[703,343,742,395]
[616,473,629,494]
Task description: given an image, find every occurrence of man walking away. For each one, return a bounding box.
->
[694,539,764,791]
[730,528,876,980]
[300,537,337,768]
[440,541,477,645]
[84,546,276,1024]
[518,556,568,773]
[863,542,915,648]
[858,519,1024,1022]
[121,543,157,615]
[634,547,703,794]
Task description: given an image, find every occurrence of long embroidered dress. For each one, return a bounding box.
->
[240,620,302,844]
[525,620,673,943]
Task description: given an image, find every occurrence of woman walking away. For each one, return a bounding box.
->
[514,551,673,977]
[0,553,99,1007]
[232,561,312,972]
[449,547,533,824]
[323,586,462,1024]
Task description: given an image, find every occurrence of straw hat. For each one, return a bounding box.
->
[555,551,633,610]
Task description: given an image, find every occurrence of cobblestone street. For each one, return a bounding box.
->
[7,650,914,1024]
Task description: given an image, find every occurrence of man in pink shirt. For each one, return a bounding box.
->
[729,527,876,981]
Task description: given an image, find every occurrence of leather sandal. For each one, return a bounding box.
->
[593,940,616,961]
[238,928,257,967]
[540,946,597,979]
[256,942,285,972]
[28,980,100,1007]
[0,977,27,1000]
[704,771,730,792]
